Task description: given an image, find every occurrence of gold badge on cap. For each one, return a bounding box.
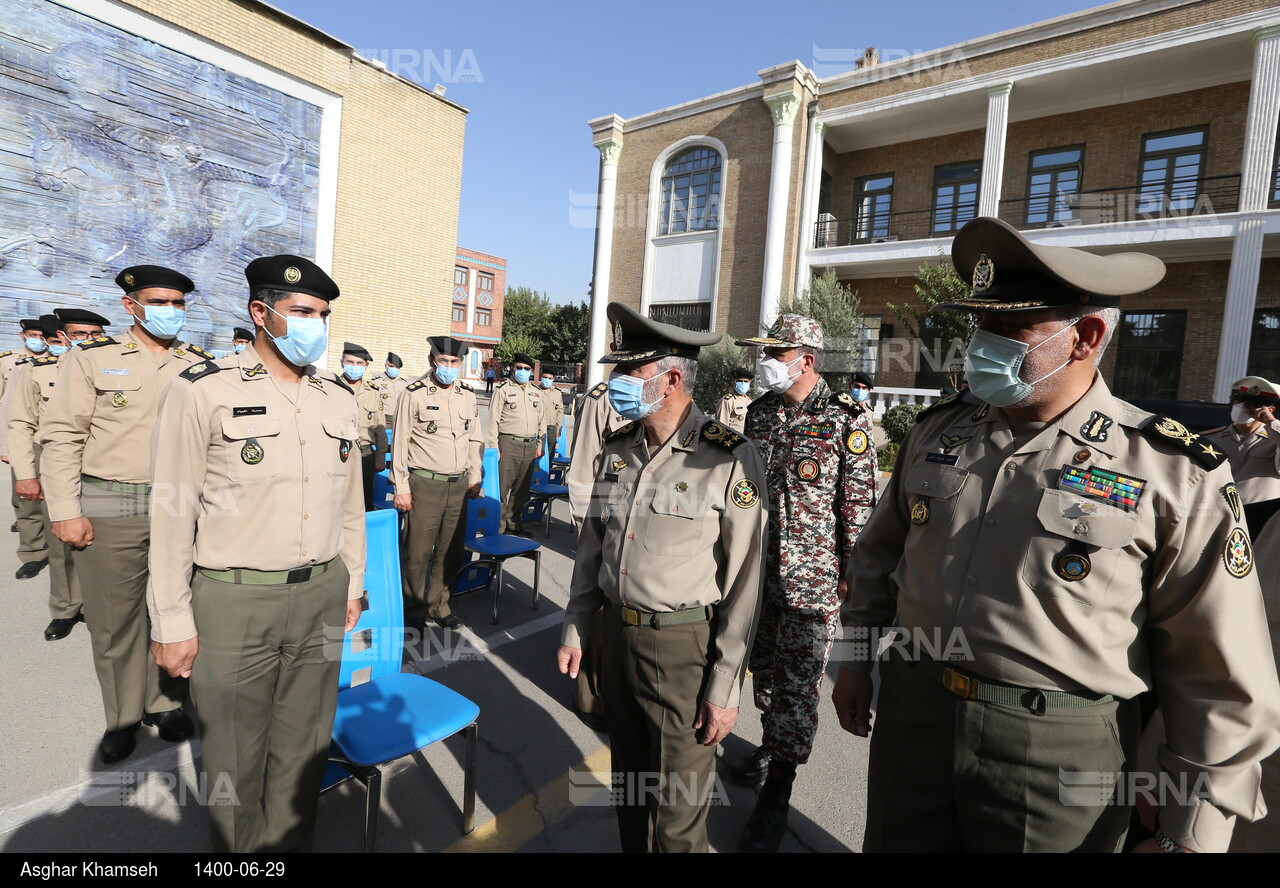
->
[123,272,135,286]
[284,266,302,284]
[972,254,995,293]
[241,438,264,465]
[110,391,128,408]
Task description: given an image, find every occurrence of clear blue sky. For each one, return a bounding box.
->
[271,0,1105,304]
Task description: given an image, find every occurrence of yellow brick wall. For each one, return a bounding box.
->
[120,0,466,374]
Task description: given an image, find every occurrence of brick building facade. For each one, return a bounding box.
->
[451,248,507,383]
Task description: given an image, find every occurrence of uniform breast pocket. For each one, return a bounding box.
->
[642,492,715,557]
[322,417,359,476]
[220,417,283,481]
[902,462,968,555]
[1021,488,1139,607]
[94,375,141,409]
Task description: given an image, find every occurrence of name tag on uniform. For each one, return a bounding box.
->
[925,452,958,466]
[102,368,129,376]
[424,405,439,411]
[232,406,267,417]
[604,472,619,482]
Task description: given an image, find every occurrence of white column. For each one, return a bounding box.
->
[465,266,476,334]
[585,138,622,387]
[793,117,825,298]
[1214,26,1280,400]
[979,83,1014,218]
[759,92,800,329]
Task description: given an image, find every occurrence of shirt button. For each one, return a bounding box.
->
[985,518,995,527]
[301,440,306,445]
[620,568,628,575]
[627,533,635,540]
[921,481,930,490]
[296,408,302,414]
[304,477,309,483]
[303,514,309,520]
[966,576,977,586]
[1074,523,1088,534]
[1005,462,1016,471]
[635,499,641,506]
[1074,449,1090,464]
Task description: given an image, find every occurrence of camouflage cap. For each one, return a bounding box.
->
[735,314,824,350]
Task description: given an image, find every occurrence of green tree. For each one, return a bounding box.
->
[693,339,747,415]
[502,286,555,351]
[776,267,864,392]
[495,331,542,366]
[543,301,590,365]
[889,253,975,390]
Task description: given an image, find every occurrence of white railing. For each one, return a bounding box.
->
[870,386,944,420]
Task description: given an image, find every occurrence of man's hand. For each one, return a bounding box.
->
[152,638,199,678]
[832,668,874,737]
[393,493,412,512]
[345,599,362,632]
[693,701,738,746]
[1,455,8,464]
[15,478,42,501]
[52,517,94,548]
[557,644,582,679]
[536,445,544,459]
[837,578,848,602]
[1254,404,1276,424]
[467,482,482,499]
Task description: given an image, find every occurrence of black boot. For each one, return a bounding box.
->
[729,747,771,786]
[738,759,796,853]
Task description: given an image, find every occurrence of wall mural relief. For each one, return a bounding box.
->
[0,0,322,351]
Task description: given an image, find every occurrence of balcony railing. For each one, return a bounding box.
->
[811,174,1242,249]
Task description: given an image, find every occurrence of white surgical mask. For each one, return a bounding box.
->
[1231,404,1254,426]
[757,356,803,393]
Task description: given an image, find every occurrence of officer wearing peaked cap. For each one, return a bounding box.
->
[1202,376,1280,513]
[148,254,364,852]
[834,216,1280,853]
[340,341,386,511]
[39,264,207,764]
[393,335,482,631]
[558,302,768,852]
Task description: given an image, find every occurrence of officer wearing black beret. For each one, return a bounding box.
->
[488,350,543,534]
[341,342,386,510]
[715,366,755,434]
[232,327,255,354]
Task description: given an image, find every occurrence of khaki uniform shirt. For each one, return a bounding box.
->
[390,374,483,494]
[562,406,769,708]
[370,373,411,418]
[350,381,386,453]
[567,383,629,526]
[540,384,566,435]
[841,376,1280,852]
[714,392,752,434]
[38,329,214,522]
[488,379,543,444]
[0,351,39,458]
[146,343,367,643]
[1203,420,1280,504]
[7,355,63,479]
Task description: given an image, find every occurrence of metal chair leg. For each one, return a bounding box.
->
[531,550,540,610]
[463,722,478,834]
[543,497,552,537]
[492,560,504,624]
[365,766,382,853]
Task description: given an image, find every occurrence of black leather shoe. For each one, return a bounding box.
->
[142,708,195,742]
[44,614,84,641]
[99,724,140,764]
[575,708,608,732]
[738,760,797,853]
[15,559,48,580]
[433,614,463,630]
[406,615,428,633]
[729,748,771,786]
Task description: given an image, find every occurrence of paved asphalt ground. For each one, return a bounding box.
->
[0,396,874,854]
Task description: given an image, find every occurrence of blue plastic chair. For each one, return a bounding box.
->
[371,468,395,510]
[527,465,569,537]
[322,509,479,850]
[458,496,540,623]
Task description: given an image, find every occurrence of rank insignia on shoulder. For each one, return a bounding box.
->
[681,428,697,448]
[971,403,991,422]
[845,428,870,455]
[1142,416,1227,469]
[1223,527,1253,578]
[1222,484,1243,522]
[34,356,58,366]
[730,478,760,509]
[243,363,268,378]
[922,392,967,417]
[1058,465,1146,510]
[459,381,474,391]
[606,421,638,442]
[0,351,10,358]
[78,336,115,349]
[407,380,426,391]
[307,376,325,389]
[588,382,608,399]
[179,362,221,383]
[331,374,354,393]
[702,421,745,450]
[1080,411,1113,443]
[833,391,865,415]
[187,345,214,360]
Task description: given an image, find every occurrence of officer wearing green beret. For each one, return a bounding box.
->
[833,217,1280,852]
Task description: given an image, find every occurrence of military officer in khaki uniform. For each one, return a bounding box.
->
[393,336,483,631]
[714,366,754,434]
[488,352,543,534]
[370,352,411,426]
[3,317,52,578]
[148,255,365,853]
[538,368,566,455]
[40,265,208,763]
[10,309,109,641]
[231,326,254,354]
[339,341,387,511]
[1202,376,1279,509]
[558,303,768,853]
[834,217,1280,853]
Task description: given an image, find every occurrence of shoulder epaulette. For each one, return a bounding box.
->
[722,393,734,401]
[701,420,746,450]
[605,421,638,442]
[1141,415,1229,470]
[459,381,474,392]
[186,345,214,360]
[407,379,427,392]
[587,381,608,400]
[78,336,116,349]
[33,356,59,366]
[0,351,11,359]
[14,356,31,365]
[920,392,969,418]
[331,373,354,394]
[831,391,867,416]
[178,361,221,383]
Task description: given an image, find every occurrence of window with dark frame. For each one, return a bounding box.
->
[475,308,491,326]
[1137,127,1207,216]
[658,147,722,235]
[1025,146,1083,225]
[1248,307,1280,384]
[648,302,712,332]
[932,161,981,235]
[478,273,494,291]
[854,174,894,239]
[818,170,833,217]
[1112,310,1187,401]
[454,266,468,286]
[452,304,466,323]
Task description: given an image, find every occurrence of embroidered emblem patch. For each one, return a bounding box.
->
[174,348,184,356]
[794,421,834,439]
[971,403,990,422]
[1054,553,1091,581]
[1080,411,1113,443]
[910,501,929,525]
[682,429,696,447]
[939,433,971,454]
[611,458,627,472]
[972,254,995,292]
[339,439,351,462]
[731,479,760,509]
[796,458,821,482]
[284,266,302,284]
[674,481,689,493]
[845,429,869,455]
[1059,465,1146,510]
[1223,527,1253,579]
[1153,416,1198,446]
[427,421,438,434]
[1222,484,1243,522]
[110,391,128,408]
[241,439,264,465]
[244,363,268,378]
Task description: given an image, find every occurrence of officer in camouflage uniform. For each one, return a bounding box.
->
[731,314,877,853]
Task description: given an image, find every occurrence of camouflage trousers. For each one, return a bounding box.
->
[749,591,840,765]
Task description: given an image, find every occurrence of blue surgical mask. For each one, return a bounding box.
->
[540,377,554,389]
[234,343,247,354]
[342,364,365,381]
[24,337,47,353]
[734,381,750,396]
[135,304,185,339]
[964,323,1076,408]
[608,370,669,420]
[385,367,400,378]
[513,368,532,384]
[49,343,69,357]
[435,364,460,386]
[264,305,328,367]
[851,387,870,402]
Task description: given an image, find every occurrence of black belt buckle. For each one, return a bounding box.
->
[287,567,311,584]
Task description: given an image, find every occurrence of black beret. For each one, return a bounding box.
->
[19,318,42,332]
[54,308,111,328]
[510,353,534,368]
[731,366,754,380]
[232,327,255,342]
[386,352,402,368]
[427,336,468,357]
[342,341,373,362]
[245,255,339,301]
[115,265,195,295]
[853,372,873,388]
[37,314,60,337]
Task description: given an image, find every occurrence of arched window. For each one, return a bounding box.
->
[658,147,722,235]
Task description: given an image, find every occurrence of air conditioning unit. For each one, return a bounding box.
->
[815,213,838,247]
[870,235,899,243]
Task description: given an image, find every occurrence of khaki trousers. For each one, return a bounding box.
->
[12,468,46,561]
[35,447,80,619]
[74,484,185,730]
[401,473,468,620]
[190,561,349,853]
[497,436,538,533]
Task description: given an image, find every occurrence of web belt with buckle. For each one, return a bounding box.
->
[612,601,711,629]
[198,557,337,586]
[934,662,1112,713]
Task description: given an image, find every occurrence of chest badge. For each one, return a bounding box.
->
[110,391,128,408]
[610,458,627,472]
[427,421,438,434]
[939,433,971,454]
[1222,484,1242,522]
[1054,553,1091,581]
[731,479,760,509]
[1080,411,1113,443]
[971,403,990,422]
[1223,527,1253,579]
[796,457,821,482]
[674,481,689,493]
[910,501,929,525]
[845,429,869,455]
[241,438,264,465]
[1059,465,1146,510]
[339,439,351,462]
